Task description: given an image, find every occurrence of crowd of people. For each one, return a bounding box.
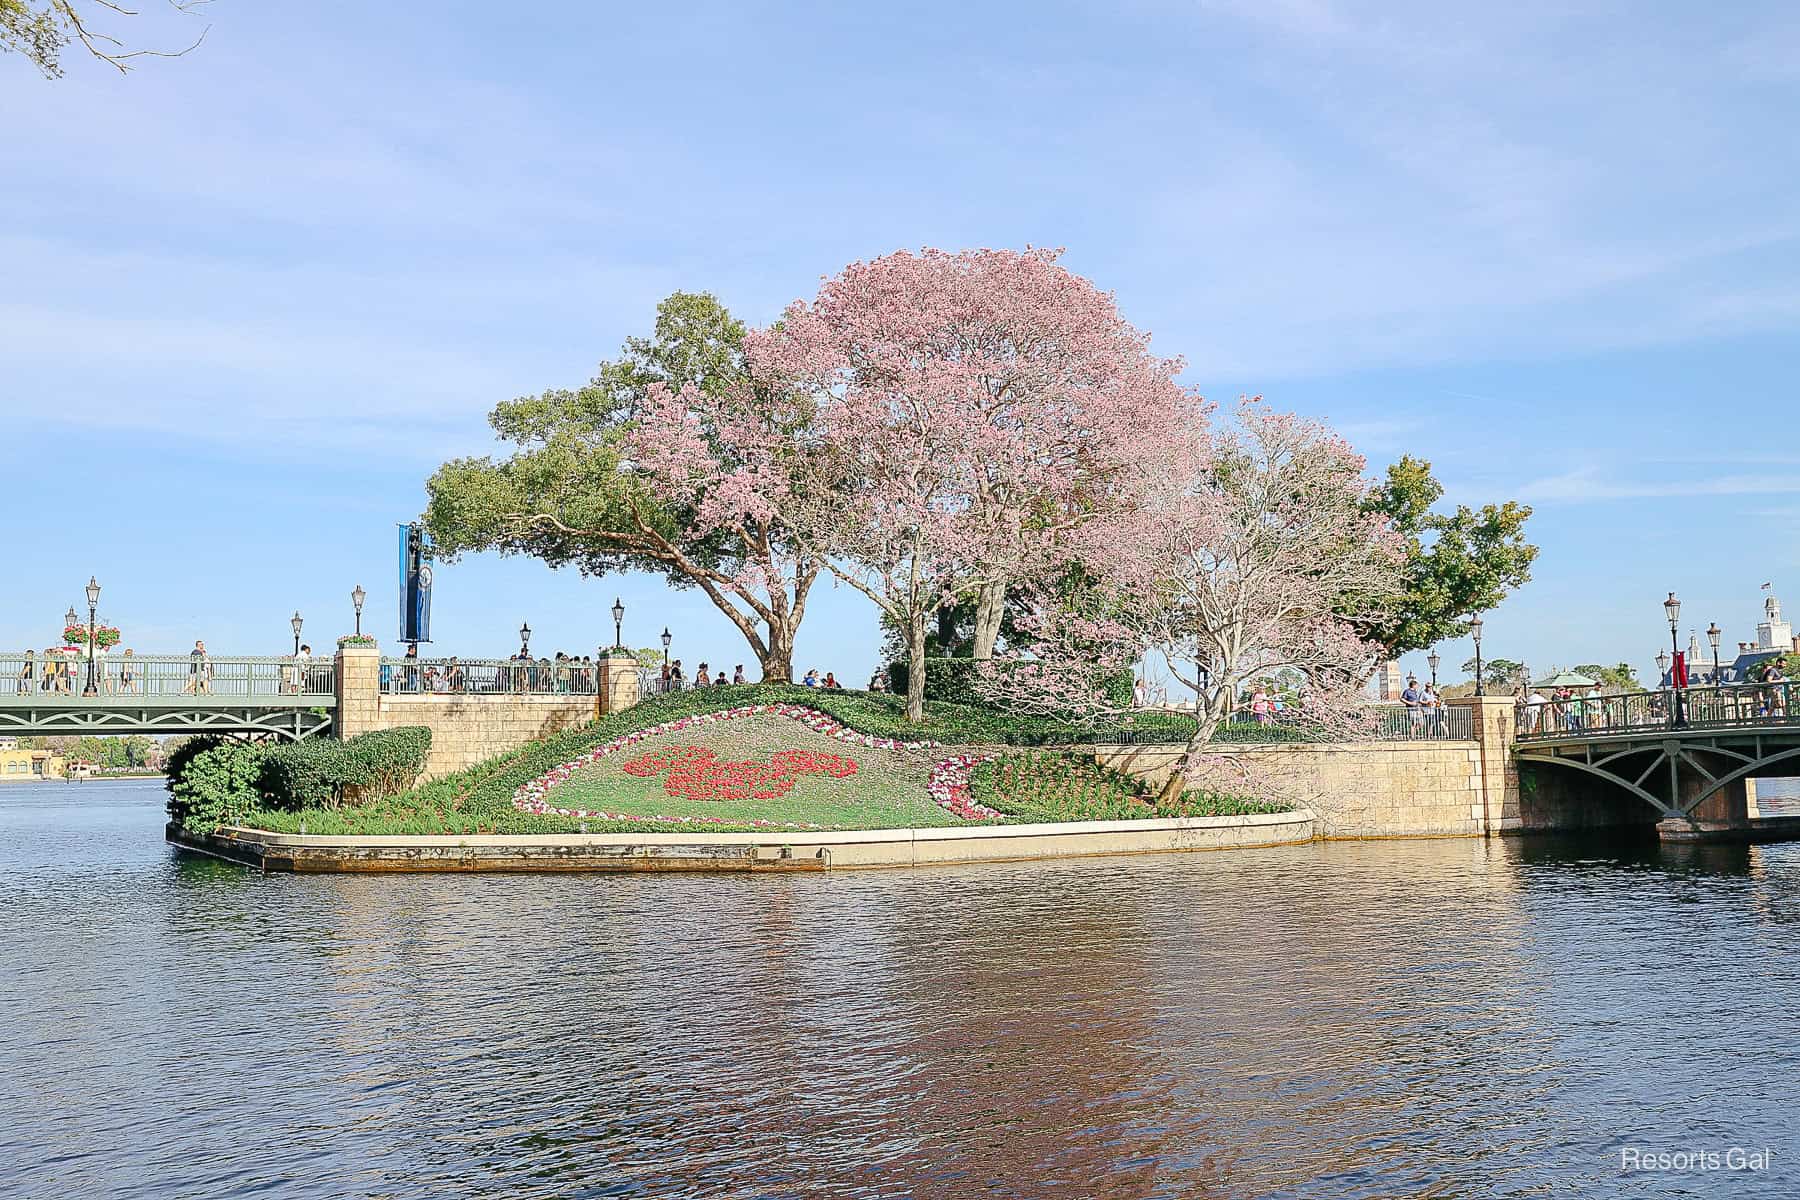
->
[12,646,144,696]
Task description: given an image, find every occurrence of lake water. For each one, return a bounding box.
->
[3,779,1798,1198]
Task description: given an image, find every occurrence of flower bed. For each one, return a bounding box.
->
[926,753,1004,820]
[512,703,936,825]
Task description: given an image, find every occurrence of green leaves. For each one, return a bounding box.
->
[1359,455,1538,655]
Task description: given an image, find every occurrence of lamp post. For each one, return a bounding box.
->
[351,584,367,636]
[611,597,626,650]
[1664,592,1684,726]
[1706,621,1721,687]
[1469,615,1485,697]
[291,611,304,657]
[661,626,672,669]
[1426,649,1440,690]
[519,622,532,658]
[82,576,100,697]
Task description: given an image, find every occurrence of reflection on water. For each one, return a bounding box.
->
[2,780,1798,1198]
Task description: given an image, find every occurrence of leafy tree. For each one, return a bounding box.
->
[1461,656,1524,689]
[425,292,820,683]
[1573,662,1643,693]
[1359,456,1537,655]
[3,0,208,78]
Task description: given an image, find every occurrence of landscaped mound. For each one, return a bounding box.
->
[211,684,1274,838]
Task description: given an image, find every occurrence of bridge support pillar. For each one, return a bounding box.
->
[335,645,382,739]
[599,650,639,717]
[1450,695,1521,836]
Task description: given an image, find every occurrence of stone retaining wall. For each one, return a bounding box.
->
[1091,740,1490,838]
[174,809,1318,873]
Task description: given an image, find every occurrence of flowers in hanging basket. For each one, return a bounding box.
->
[62,625,121,649]
[336,634,378,647]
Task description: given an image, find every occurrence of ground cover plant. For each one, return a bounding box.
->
[970,751,1295,823]
[225,685,1277,837]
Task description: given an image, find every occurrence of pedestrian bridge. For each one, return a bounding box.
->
[0,654,341,740]
[1514,682,1800,831]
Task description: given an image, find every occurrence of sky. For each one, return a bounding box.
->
[4,0,1798,688]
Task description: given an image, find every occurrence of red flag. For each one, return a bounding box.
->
[1673,650,1688,688]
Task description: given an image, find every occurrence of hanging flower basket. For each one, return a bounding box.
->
[63,625,121,649]
[337,634,378,648]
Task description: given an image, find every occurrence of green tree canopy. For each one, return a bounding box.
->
[1573,663,1644,692]
[423,292,819,682]
[1360,455,1537,655]
[1460,656,1524,688]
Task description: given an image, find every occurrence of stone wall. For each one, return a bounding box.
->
[1089,740,1488,838]
[334,646,616,781]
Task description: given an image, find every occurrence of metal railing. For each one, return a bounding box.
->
[1515,682,1799,742]
[0,653,335,701]
[637,668,756,696]
[380,657,604,695]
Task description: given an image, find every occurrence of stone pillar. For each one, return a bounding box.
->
[335,644,382,739]
[599,650,640,717]
[1449,694,1521,836]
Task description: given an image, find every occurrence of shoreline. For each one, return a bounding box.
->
[169,809,1319,872]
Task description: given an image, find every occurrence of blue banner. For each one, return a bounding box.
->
[397,523,434,644]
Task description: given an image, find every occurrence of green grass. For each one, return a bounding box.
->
[972,750,1296,822]
[232,684,1264,836]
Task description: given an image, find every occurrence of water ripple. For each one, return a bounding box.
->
[2,781,1797,1198]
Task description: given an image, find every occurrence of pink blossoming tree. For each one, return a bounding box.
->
[979,400,1404,804]
[746,247,1192,720]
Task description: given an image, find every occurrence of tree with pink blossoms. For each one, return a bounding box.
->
[746,247,1191,719]
[978,400,1404,804]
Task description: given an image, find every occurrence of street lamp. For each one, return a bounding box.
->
[64,605,80,633]
[351,584,367,636]
[1426,649,1440,689]
[1656,649,1670,679]
[611,597,626,649]
[1706,622,1721,686]
[1664,592,1684,725]
[82,576,100,697]
[519,622,532,657]
[291,611,304,656]
[661,626,672,670]
[1469,614,1485,698]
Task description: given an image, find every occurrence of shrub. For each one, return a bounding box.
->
[260,726,431,810]
[889,658,1145,716]
[165,737,266,835]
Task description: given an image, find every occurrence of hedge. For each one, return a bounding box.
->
[259,726,432,810]
[166,726,433,834]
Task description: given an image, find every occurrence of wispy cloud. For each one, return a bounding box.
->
[1520,469,1800,502]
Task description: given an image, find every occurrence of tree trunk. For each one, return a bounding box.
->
[971,579,1007,661]
[760,620,795,683]
[1155,706,1225,806]
[906,613,928,723]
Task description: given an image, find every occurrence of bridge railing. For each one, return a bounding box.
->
[379,657,601,696]
[0,653,335,702]
[1516,682,1798,742]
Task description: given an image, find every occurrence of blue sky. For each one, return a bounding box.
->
[4,0,1798,687]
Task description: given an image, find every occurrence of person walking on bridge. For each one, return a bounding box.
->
[184,641,212,695]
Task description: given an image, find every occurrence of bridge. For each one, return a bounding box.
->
[1514,682,1800,839]
[0,654,341,741]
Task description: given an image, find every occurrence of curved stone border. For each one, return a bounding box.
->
[175,808,1316,873]
[511,703,942,824]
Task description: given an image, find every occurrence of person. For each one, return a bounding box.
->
[1421,683,1442,734]
[93,642,111,695]
[670,659,685,689]
[733,665,746,685]
[660,660,672,693]
[1585,684,1605,730]
[1767,660,1788,717]
[184,640,211,695]
[445,656,465,692]
[401,642,421,692]
[117,648,136,694]
[293,643,312,695]
[715,670,726,686]
[1524,686,1547,734]
[1250,688,1274,725]
[868,670,885,692]
[694,662,710,688]
[823,671,839,689]
[16,650,33,697]
[802,668,820,688]
[1134,677,1148,709]
[1400,676,1423,731]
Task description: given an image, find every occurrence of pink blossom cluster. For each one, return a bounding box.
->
[926,753,1004,821]
[511,704,941,822]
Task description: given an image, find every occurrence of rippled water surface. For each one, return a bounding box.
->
[4,780,1800,1198]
